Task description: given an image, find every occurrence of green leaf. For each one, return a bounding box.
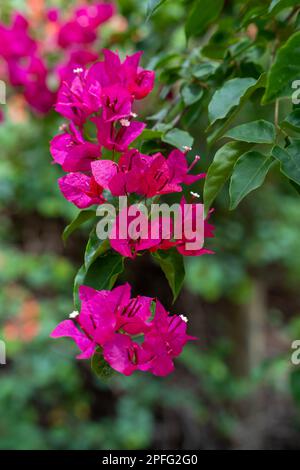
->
[269,0,299,15]
[263,32,300,103]
[152,249,185,302]
[132,128,163,148]
[208,77,257,125]
[280,109,300,133]
[146,0,168,19]
[186,0,224,39]
[192,62,219,80]
[207,74,267,145]
[84,230,109,270]
[181,83,204,106]
[229,151,273,210]
[162,128,194,150]
[225,120,276,144]
[73,251,124,309]
[91,348,115,380]
[73,264,87,310]
[204,141,253,214]
[272,143,300,185]
[62,210,95,244]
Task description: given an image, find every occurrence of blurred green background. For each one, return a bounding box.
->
[1,0,300,450]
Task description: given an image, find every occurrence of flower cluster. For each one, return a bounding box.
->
[50,47,215,376]
[50,49,213,254]
[0,2,115,114]
[51,284,195,376]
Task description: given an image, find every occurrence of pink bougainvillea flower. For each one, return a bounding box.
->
[51,283,195,376]
[50,319,96,359]
[57,49,99,81]
[93,116,146,153]
[51,123,100,172]
[55,68,102,126]
[88,49,155,101]
[51,283,152,362]
[121,51,155,99]
[140,301,196,376]
[57,2,115,49]
[101,84,132,122]
[58,172,105,209]
[91,149,205,198]
[0,14,36,59]
[103,333,151,376]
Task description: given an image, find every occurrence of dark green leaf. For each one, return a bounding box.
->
[152,249,185,302]
[62,210,95,244]
[229,151,273,209]
[207,74,266,145]
[146,0,168,19]
[186,0,224,39]
[73,251,124,309]
[263,32,300,103]
[132,128,163,148]
[272,144,300,185]
[280,109,300,133]
[225,120,276,144]
[181,83,204,106]
[162,128,194,149]
[91,348,115,380]
[208,77,257,125]
[192,62,219,80]
[269,0,299,15]
[84,230,110,270]
[204,141,253,214]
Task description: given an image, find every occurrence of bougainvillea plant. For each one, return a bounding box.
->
[50,48,215,377]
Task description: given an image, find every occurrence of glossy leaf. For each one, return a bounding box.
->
[207,74,266,145]
[272,143,300,185]
[280,109,300,133]
[73,251,124,309]
[225,120,276,144]
[181,83,204,106]
[152,249,185,302]
[268,0,299,15]
[162,128,194,150]
[146,0,168,20]
[186,0,224,39]
[84,230,110,270]
[229,151,273,209]
[263,32,300,103]
[91,348,115,381]
[62,210,95,244]
[204,141,253,214]
[208,77,257,125]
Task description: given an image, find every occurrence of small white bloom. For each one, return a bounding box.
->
[183,146,192,152]
[120,118,131,127]
[180,315,188,323]
[73,67,84,74]
[190,191,201,199]
[130,112,138,118]
[59,124,68,132]
[69,310,79,319]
